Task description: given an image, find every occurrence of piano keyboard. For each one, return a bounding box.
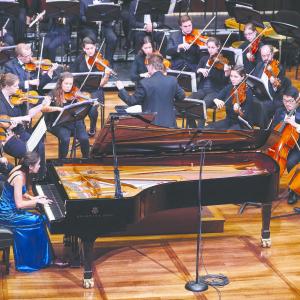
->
[35,184,66,222]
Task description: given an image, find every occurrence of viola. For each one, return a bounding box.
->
[10,90,43,105]
[184,29,208,47]
[231,81,247,106]
[264,59,281,88]
[64,86,91,102]
[267,98,300,176]
[207,53,229,70]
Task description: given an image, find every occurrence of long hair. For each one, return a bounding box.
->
[0,73,19,89]
[138,35,154,56]
[52,72,74,106]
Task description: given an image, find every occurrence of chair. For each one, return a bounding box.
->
[0,227,13,275]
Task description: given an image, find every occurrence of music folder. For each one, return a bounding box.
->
[246,74,273,101]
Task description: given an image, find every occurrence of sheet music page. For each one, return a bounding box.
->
[26,117,47,152]
[125,105,142,113]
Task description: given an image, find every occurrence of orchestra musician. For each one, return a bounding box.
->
[0,73,50,179]
[69,37,111,136]
[166,15,203,72]
[79,0,118,67]
[116,53,186,128]
[0,16,15,46]
[47,72,90,159]
[239,23,263,73]
[0,151,53,272]
[4,43,58,91]
[129,0,167,55]
[191,37,231,127]
[130,35,153,82]
[252,44,286,128]
[207,65,254,130]
[271,86,300,204]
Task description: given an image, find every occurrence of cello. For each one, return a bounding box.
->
[267,96,300,176]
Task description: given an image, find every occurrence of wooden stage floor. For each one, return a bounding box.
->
[1,69,300,299]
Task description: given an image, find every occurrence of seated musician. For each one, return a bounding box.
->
[239,23,263,74]
[190,37,231,127]
[130,35,154,82]
[252,44,287,128]
[272,86,300,204]
[0,73,50,179]
[129,0,167,55]
[47,72,90,159]
[116,53,186,128]
[166,15,203,73]
[70,37,110,136]
[79,0,118,67]
[4,43,58,91]
[207,65,254,130]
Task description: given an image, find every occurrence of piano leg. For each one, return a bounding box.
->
[81,237,96,289]
[261,202,272,248]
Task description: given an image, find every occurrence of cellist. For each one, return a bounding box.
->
[271,86,300,204]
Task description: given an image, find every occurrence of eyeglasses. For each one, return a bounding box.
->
[283,99,296,103]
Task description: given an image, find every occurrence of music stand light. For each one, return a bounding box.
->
[85,2,121,22]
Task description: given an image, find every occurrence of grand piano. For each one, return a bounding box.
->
[34,114,279,288]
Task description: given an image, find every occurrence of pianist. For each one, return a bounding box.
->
[0,152,53,272]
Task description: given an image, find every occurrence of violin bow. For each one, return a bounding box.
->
[158,32,166,53]
[2,18,10,31]
[185,15,215,49]
[207,31,232,74]
[79,40,105,92]
[36,35,45,89]
[241,26,269,54]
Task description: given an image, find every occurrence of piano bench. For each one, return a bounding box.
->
[0,227,13,275]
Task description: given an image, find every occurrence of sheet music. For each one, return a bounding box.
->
[26,117,47,152]
[125,105,142,113]
[246,74,273,101]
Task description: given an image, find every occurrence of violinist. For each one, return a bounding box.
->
[272,86,300,204]
[116,53,185,128]
[252,44,286,128]
[70,37,110,136]
[207,65,254,130]
[129,0,167,55]
[47,72,90,159]
[4,43,58,91]
[79,0,118,67]
[130,35,153,82]
[239,23,263,73]
[166,15,203,72]
[191,37,231,127]
[0,73,50,179]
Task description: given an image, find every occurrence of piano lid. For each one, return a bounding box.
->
[91,113,274,157]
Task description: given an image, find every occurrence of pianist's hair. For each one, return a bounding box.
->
[0,73,19,88]
[53,72,74,107]
[19,151,40,188]
[147,53,164,72]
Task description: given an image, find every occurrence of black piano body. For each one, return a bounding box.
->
[34,114,279,287]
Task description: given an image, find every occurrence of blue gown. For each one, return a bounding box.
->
[0,182,52,272]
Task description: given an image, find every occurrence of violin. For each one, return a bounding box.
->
[267,96,300,176]
[231,81,247,106]
[10,90,43,105]
[207,53,229,70]
[25,58,61,72]
[184,29,208,47]
[264,59,281,88]
[87,53,110,72]
[64,86,91,102]
[248,37,260,61]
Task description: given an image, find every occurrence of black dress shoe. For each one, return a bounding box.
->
[288,190,298,205]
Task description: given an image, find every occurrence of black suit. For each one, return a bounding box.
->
[130,53,147,82]
[4,58,51,91]
[166,30,201,72]
[239,40,263,74]
[118,71,185,127]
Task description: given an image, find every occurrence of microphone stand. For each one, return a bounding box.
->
[110,114,123,199]
[185,141,211,293]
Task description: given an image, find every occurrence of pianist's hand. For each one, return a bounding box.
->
[34,195,52,205]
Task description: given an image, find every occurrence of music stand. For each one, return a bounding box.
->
[167,70,197,93]
[52,100,94,158]
[85,2,121,23]
[233,5,265,29]
[175,98,207,129]
[225,0,253,18]
[246,74,273,101]
[0,1,20,17]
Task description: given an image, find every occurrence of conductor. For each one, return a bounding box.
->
[116,53,185,128]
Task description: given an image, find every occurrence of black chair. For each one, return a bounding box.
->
[0,227,13,275]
